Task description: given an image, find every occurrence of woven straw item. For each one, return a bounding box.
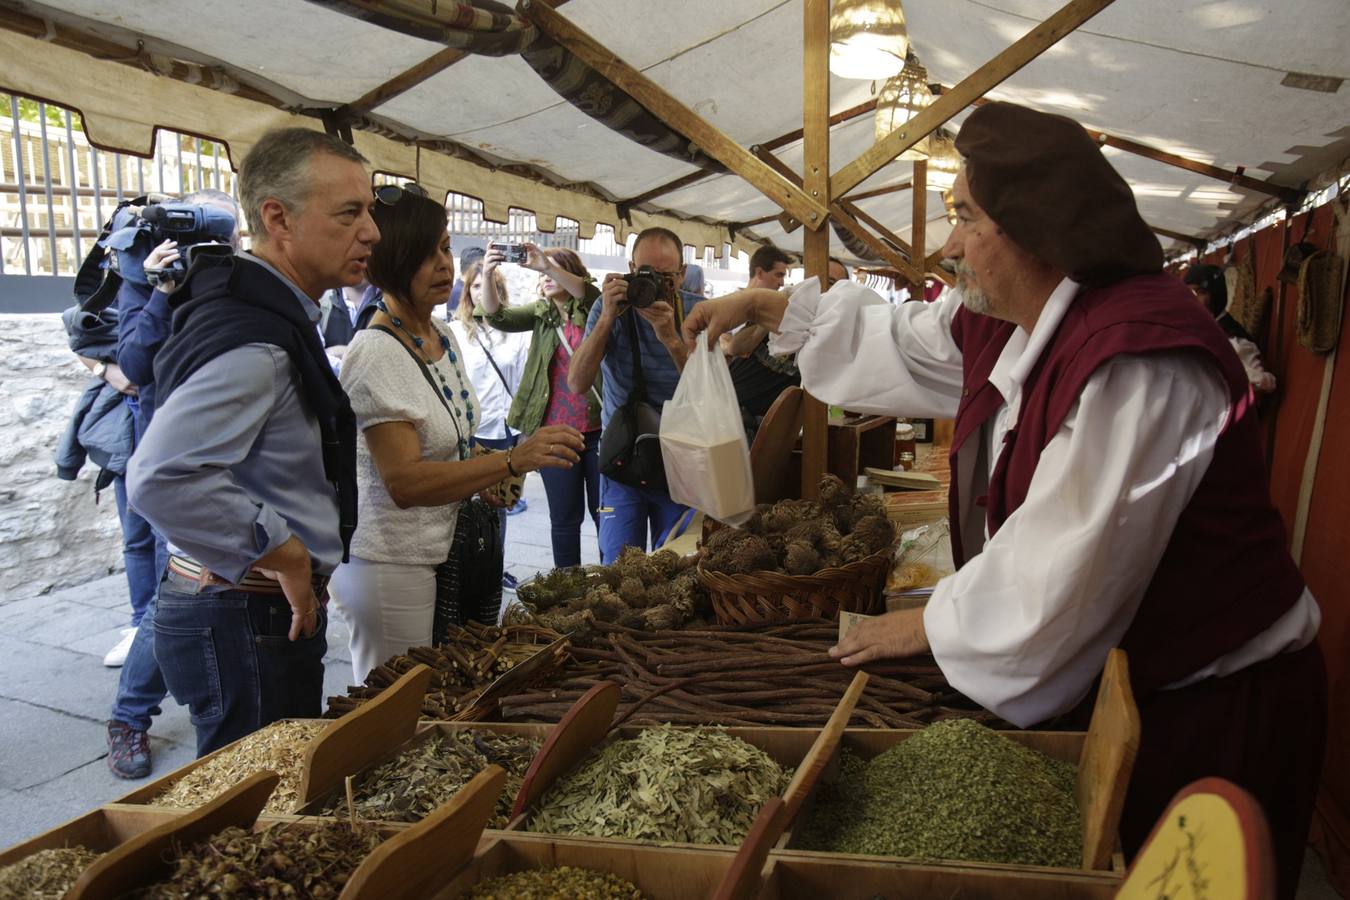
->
[698,545,893,625]
[1297,250,1344,355]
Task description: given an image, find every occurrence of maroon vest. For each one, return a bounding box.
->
[948,273,1305,693]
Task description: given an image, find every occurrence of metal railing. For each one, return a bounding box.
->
[1,92,237,277]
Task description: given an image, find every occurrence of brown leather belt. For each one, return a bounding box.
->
[167,555,329,598]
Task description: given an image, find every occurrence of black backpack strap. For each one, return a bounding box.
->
[75,194,150,315]
[473,329,513,398]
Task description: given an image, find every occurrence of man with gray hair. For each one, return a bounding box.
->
[128,128,379,755]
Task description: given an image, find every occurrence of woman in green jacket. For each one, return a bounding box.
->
[477,244,601,567]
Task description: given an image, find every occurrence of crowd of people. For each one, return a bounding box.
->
[59,103,1320,899]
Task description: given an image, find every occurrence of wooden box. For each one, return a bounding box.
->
[0,805,182,871]
[427,834,739,900]
[293,721,553,824]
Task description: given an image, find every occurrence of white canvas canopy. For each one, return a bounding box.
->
[2,0,1347,262]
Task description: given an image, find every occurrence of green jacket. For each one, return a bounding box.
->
[477,281,603,434]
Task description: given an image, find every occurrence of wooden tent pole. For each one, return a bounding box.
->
[911,160,928,297]
[800,0,830,500]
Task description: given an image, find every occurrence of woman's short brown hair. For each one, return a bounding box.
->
[544,247,589,281]
[366,192,449,302]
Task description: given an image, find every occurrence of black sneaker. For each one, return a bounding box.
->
[106,720,151,779]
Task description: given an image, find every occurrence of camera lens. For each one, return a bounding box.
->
[626,275,659,308]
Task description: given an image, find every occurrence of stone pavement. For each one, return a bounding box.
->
[0,472,594,848]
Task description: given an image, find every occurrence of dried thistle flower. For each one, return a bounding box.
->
[153,720,327,814]
[783,540,823,575]
[849,514,896,554]
[0,846,102,899]
[817,473,851,510]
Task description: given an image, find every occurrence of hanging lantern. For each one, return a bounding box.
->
[829,0,910,80]
[924,130,962,191]
[875,54,933,159]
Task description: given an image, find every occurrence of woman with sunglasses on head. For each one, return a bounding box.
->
[475,244,603,569]
[329,186,584,683]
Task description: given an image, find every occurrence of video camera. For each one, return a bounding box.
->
[105,198,237,288]
[622,265,670,309]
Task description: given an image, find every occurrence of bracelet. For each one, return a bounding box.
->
[504,447,522,478]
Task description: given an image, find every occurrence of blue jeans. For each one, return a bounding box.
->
[597,475,689,564]
[540,431,600,568]
[112,475,158,626]
[154,572,327,757]
[109,532,170,732]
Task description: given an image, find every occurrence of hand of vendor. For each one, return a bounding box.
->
[829,607,929,667]
[682,287,788,352]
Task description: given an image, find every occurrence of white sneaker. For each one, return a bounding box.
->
[103,627,137,667]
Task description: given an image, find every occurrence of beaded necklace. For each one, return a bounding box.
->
[377,300,476,461]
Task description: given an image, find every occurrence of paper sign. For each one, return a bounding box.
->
[837,611,875,644]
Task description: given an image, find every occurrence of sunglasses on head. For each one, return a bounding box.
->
[373,182,429,206]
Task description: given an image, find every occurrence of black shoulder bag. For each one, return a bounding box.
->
[598,312,667,491]
[369,326,504,638]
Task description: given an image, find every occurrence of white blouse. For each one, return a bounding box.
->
[340,321,480,566]
[772,278,1320,727]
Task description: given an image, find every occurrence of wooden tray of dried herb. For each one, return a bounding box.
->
[775,649,1139,879]
[424,833,741,900]
[295,721,553,829]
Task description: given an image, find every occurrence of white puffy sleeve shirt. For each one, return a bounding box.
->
[771,278,1319,727]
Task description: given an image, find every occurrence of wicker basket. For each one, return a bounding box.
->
[698,544,893,625]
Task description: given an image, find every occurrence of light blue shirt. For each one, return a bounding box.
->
[585,291,701,428]
[127,254,343,581]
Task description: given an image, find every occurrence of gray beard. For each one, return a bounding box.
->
[954,260,992,314]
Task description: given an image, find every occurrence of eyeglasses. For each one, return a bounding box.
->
[373,182,429,206]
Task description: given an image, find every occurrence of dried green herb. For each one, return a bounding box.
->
[458,866,646,899]
[528,725,789,845]
[0,845,102,899]
[152,720,328,814]
[330,729,542,826]
[797,719,1081,867]
[132,822,381,899]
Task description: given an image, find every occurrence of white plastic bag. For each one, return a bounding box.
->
[660,341,755,526]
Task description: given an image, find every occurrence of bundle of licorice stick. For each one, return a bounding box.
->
[496,620,1002,729]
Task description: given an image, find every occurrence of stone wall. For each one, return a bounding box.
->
[0,314,124,603]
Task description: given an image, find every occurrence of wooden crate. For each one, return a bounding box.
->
[758,852,1120,900]
[776,651,1139,880]
[293,722,553,823]
[0,805,182,869]
[426,834,739,900]
[509,722,816,850]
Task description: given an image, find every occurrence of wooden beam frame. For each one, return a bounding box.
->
[1150,225,1208,248]
[341,47,469,116]
[520,0,829,229]
[831,0,1119,198]
[800,0,830,499]
[945,90,1303,204]
[618,98,879,210]
[911,159,928,288]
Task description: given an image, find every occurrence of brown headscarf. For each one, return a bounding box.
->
[954,102,1162,287]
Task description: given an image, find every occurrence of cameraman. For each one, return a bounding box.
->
[128,129,378,756]
[102,189,240,779]
[567,227,694,562]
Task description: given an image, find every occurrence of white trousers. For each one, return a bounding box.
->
[329,556,436,685]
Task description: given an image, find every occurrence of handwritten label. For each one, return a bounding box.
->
[837,611,875,644]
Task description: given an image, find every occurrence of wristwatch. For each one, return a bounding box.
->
[92,362,108,380]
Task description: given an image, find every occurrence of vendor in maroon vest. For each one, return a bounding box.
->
[683,101,1325,898]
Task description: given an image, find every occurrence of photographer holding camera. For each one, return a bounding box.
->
[101,188,241,779]
[567,227,695,562]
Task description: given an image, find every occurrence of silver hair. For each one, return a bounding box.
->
[238,128,367,240]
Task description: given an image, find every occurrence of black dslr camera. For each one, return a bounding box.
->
[622,266,669,309]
